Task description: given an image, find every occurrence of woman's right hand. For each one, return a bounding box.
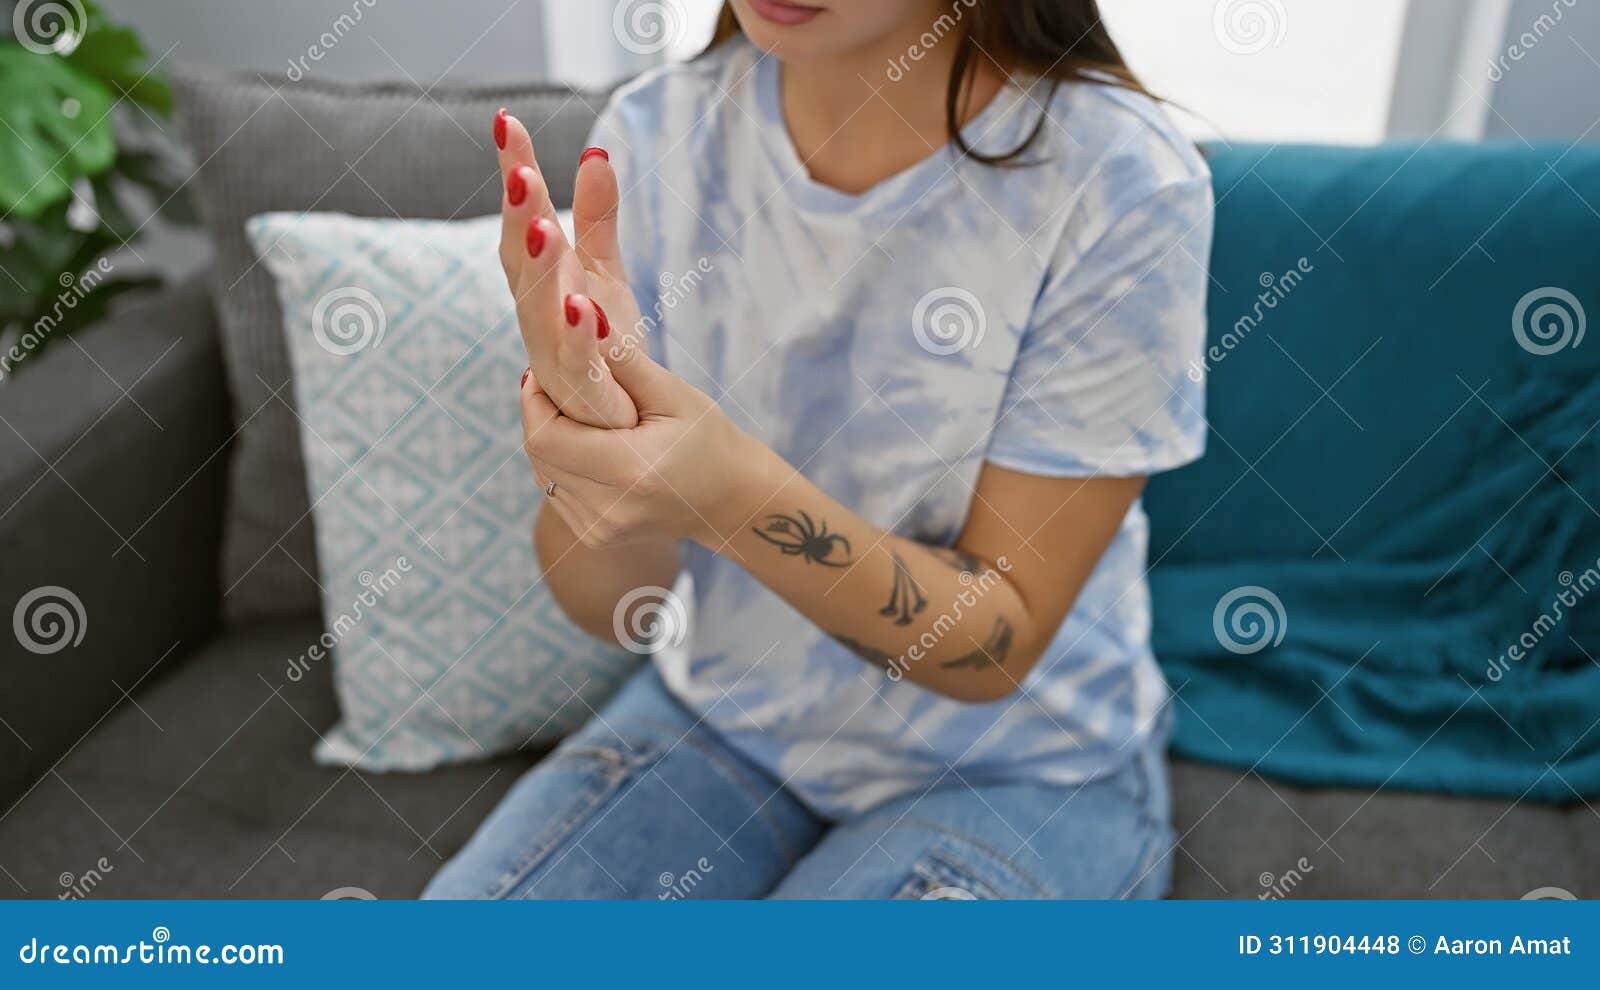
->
[495,108,640,429]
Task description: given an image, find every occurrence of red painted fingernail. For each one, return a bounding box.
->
[494,108,508,150]
[525,219,546,258]
[520,367,530,390]
[507,167,527,206]
[564,295,583,328]
[592,300,611,340]
[580,146,609,166]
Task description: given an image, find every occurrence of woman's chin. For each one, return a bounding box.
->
[737,27,839,65]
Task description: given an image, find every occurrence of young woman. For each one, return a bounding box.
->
[425,0,1212,900]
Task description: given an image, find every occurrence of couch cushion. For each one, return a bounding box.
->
[172,67,607,621]
[244,211,638,772]
[1146,143,1600,802]
[1169,759,1598,899]
[0,622,534,899]
[0,276,228,804]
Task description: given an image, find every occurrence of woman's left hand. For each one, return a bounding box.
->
[520,344,763,550]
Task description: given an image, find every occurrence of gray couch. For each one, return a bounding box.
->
[1,88,1593,902]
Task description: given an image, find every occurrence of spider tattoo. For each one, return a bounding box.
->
[752,510,854,567]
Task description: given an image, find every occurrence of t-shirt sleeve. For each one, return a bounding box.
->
[985,176,1214,478]
[584,100,669,368]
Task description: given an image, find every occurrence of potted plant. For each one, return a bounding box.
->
[0,0,188,379]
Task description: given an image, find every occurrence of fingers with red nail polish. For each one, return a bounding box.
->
[499,164,540,278]
[526,216,548,259]
[573,143,627,281]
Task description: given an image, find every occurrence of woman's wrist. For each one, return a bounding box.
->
[692,428,787,549]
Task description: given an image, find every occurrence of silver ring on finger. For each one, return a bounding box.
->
[545,480,557,498]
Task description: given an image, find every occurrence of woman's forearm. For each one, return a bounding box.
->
[535,502,680,648]
[702,445,1039,702]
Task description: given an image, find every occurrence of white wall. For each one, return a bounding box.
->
[1485,0,1600,141]
[109,0,549,84]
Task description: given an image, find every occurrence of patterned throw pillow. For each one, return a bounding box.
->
[247,210,640,770]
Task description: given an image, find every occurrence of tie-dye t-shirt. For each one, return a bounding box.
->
[589,40,1213,817]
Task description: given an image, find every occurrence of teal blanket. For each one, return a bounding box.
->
[1145,143,1600,801]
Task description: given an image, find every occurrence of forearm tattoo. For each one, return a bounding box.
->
[940,617,1015,671]
[835,635,898,672]
[929,546,983,578]
[879,552,927,626]
[752,510,853,566]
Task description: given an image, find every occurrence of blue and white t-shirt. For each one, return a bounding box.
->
[590,40,1213,818]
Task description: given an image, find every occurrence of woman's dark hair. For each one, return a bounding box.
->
[705,0,1151,165]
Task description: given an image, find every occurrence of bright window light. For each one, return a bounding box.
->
[654,0,1410,144]
[1101,0,1411,144]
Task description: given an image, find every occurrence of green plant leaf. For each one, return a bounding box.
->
[64,13,173,114]
[0,47,117,219]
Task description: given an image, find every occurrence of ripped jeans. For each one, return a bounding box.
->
[423,667,1174,900]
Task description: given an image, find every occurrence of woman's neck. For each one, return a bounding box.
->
[778,31,1007,195]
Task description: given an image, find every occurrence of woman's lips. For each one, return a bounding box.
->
[745,0,823,27]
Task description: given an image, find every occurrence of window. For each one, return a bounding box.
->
[1101,0,1411,144]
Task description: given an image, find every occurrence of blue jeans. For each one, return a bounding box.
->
[423,668,1174,899]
